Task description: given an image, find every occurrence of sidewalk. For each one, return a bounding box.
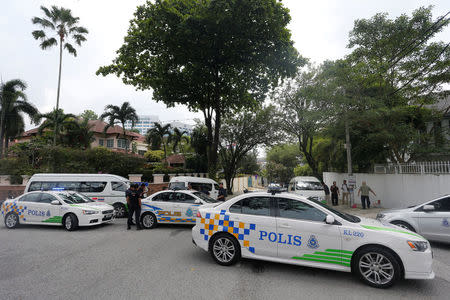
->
[335,204,382,219]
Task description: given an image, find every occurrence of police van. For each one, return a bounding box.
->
[192,191,434,288]
[25,174,130,217]
[168,176,220,199]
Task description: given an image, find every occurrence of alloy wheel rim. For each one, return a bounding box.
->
[6,214,17,228]
[65,216,72,230]
[359,252,394,285]
[396,224,409,230]
[143,215,154,227]
[115,206,125,217]
[213,238,235,263]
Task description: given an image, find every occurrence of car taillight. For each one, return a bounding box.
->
[196,212,202,218]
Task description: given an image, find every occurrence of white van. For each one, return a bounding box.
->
[168,176,220,199]
[25,174,130,217]
[288,176,325,203]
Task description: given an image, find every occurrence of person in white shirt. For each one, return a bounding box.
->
[341,180,349,204]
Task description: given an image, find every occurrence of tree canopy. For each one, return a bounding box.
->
[97,0,303,177]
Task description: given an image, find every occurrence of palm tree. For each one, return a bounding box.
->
[100,102,138,153]
[35,109,78,144]
[170,127,189,153]
[32,5,88,145]
[3,110,25,152]
[0,79,39,157]
[63,118,95,149]
[147,123,172,161]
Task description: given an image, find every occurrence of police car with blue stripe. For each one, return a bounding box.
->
[192,190,434,288]
[1,191,115,231]
[140,189,220,229]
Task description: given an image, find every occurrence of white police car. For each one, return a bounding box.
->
[140,189,219,229]
[192,191,434,288]
[1,191,115,231]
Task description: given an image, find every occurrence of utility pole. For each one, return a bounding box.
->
[344,114,354,208]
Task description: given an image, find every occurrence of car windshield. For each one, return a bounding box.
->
[58,193,89,204]
[313,200,361,223]
[68,192,94,203]
[296,181,324,191]
[193,192,219,203]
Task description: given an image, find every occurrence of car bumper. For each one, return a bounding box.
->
[79,213,115,226]
[192,223,209,252]
[402,247,434,280]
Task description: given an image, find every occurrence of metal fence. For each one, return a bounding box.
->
[374,161,450,174]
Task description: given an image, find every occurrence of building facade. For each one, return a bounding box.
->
[124,115,160,135]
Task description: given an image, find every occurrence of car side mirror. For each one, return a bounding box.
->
[194,199,201,204]
[51,200,61,205]
[423,204,435,212]
[325,215,335,224]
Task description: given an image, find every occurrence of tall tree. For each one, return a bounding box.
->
[170,127,189,153]
[32,5,88,145]
[100,102,138,153]
[63,118,95,149]
[97,0,303,178]
[0,79,39,157]
[219,106,277,193]
[79,109,98,121]
[147,123,172,161]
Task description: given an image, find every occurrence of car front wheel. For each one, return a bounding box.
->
[353,246,401,288]
[113,203,127,218]
[391,221,415,232]
[209,233,240,266]
[64,213,79,231]
[5,212,19,229]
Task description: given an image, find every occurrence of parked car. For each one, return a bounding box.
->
[1,191,115,231]
[288,176,325,203]
[377,195,450,243]
[140,189,220,229]
[192,191,434,288]
[25,173,130,217]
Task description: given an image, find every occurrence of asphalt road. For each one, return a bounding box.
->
[1,219,450,300]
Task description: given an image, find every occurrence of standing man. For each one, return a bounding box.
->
[126,183,142,230]
[357,181,376,209]
[341,180,349,205]
[330,181,340,206]
[322,181,330,204]
[217,183,227,201]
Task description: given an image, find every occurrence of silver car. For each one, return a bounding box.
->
[377,195,450,243]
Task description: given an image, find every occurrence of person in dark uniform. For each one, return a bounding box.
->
[330,181,340,206]
[217,183,227,201]
[126,183,142,230]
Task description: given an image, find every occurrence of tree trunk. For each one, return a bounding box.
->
[122,125,128,153]
[299,135,321,181]
[0,120,5,158]
[345,117,352,175]
[53,36,63,146]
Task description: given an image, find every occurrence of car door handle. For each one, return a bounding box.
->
[279,223,291,229]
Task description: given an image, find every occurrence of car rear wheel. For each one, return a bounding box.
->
[391,221,415,232]
[113,203,127,218]
[63,213,79,231]
[5,212,19,229]
[209,233,240,266]
[353,246,401,288]
[141,212,157,229]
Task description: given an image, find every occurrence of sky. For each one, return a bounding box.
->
[1,0,449,131]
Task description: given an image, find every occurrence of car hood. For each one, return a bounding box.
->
[357,216,426,240]
[68,203,113,211]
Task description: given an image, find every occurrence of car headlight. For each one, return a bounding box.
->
[376,213,385,219]
[407,240,428,252]
[82,210,99,215]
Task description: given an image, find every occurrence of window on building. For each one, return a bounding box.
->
[98,139,104,146]
[106,139,114,148]
[117,139,128,149]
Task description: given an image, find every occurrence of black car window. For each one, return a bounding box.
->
[229,197,271,216]
[19,193,42,203]
[28,182,42,191]
[175,193,196,204]
[277,198,327,222]
[39,193,59,204]
[112,181,128,192]
[430,197,450,212]
[79,182,107,193]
